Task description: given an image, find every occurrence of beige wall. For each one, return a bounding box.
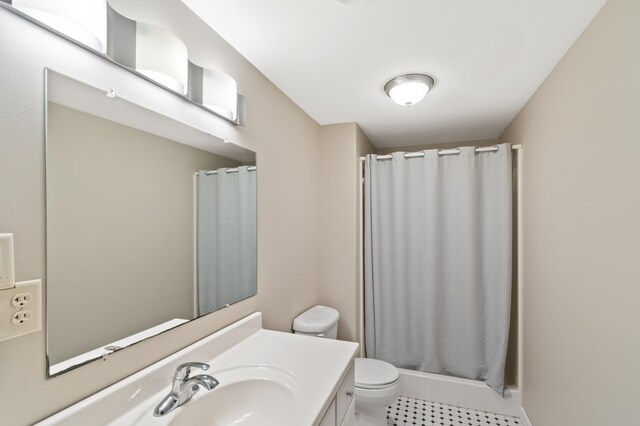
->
[319,123,375,343]
[0,2,322,424]
[499,0,640,424]
[47,103,239,363]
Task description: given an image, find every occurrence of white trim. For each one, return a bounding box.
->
[357,160,365,357]
[517,145,524,389]
[520,406,533,426]
[193,174,199,318]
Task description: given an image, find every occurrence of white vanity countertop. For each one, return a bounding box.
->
[37,312,358,426]
[209,329,358,422]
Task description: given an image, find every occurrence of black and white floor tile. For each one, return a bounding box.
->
[387,396,521,426]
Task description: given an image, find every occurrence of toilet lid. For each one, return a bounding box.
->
[292,305,339,333]
[355,358,399,389]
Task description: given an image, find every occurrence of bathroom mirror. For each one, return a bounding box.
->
[45,70,256,376]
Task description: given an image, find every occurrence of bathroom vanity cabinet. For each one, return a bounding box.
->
[319,364,355,426]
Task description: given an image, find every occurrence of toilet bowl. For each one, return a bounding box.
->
[354,357,400,426]
[292,306,400,426]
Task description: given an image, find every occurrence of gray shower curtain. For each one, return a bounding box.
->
[364,144,512,394]
[197,166,256,316]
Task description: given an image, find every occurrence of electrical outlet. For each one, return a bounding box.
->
[11,310,32,325]
[11,293,32,308]
[0,279,42,342]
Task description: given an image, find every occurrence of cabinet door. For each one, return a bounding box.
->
[336,365,355,423]
[340,400,355,426]
[319,398,337,426]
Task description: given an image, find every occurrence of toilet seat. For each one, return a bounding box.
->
[354,358,399,390]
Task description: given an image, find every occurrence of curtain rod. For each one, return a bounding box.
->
[359,144,522,161]
[194,166,256,176]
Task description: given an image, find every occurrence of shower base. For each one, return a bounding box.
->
[398,368,522,418]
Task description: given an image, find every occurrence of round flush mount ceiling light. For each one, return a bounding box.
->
[384,74,435,107]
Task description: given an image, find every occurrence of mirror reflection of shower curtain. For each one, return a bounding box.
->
[197,166,256,316]
[364,144,512,395]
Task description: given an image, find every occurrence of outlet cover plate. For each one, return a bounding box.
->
[0,279,42,342]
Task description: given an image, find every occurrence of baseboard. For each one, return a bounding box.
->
[520,406,533,426]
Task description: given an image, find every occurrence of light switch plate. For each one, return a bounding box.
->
[0,234,16,290]
[0,279,42,342]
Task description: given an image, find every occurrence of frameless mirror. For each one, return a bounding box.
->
[45,70,256,376]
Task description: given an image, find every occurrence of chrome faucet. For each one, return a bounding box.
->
[153,362,219,417]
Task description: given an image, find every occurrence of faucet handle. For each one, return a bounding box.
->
[174,362,210,381]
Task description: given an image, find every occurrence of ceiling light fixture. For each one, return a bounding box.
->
[384,74,434,107]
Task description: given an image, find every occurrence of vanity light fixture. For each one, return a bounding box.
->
[134,22,189,95]
[11,0,107,52]
[384,74,435,107]
[187,62,238,121]
[106,4,189,95]
[201,70,238,121]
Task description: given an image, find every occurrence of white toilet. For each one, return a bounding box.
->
[293,305,400,426]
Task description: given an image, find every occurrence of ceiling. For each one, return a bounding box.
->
[181,0,607,148]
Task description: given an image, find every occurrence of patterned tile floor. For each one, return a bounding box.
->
[387,396,521,426]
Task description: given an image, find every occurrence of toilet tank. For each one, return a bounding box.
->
[293,305,339,339]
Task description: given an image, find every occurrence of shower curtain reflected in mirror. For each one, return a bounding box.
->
[197,166,257,316]
[364,144,512,395]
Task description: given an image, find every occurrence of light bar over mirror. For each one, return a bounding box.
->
[0,0,243,124]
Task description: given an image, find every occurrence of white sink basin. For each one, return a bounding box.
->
[171,379,292,426]
[134,366,301,426]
